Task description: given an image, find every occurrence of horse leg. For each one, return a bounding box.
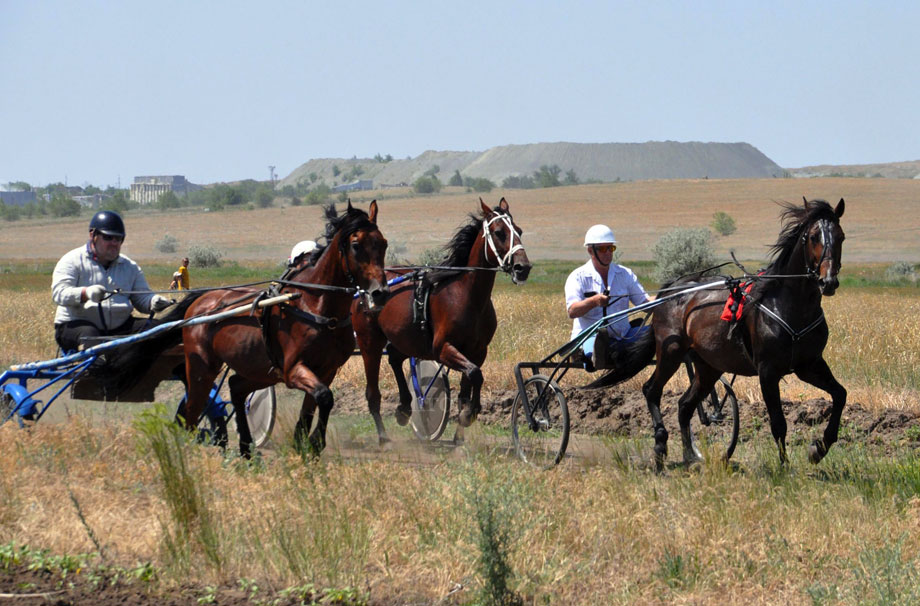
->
[183,353,219,432]
[795,357,847,464]
[293,392,316,453]
[227,374,259,459]
[451,374,474,445]
[438,343,482,427]
[642,343,684,472]
[286,364,334,457]
[359,342,390,444]
[758,373,788,464]
[385,347,414,429]
[677,363,721,466]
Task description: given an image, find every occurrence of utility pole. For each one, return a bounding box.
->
[268,165,276,189]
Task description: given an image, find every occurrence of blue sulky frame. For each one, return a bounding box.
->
[1,293,295,429]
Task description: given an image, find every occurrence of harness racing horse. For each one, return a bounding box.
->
[181,201,389,457]
[597,198,846,469]
[353,198,531,444]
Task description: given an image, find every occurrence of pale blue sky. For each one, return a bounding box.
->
[2,0,918,188]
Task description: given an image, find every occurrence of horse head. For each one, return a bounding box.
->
[337,200,389,309]
[479,197,532,284]
[802,197,845,296]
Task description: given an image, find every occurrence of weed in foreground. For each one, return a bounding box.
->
[134,404,223,577]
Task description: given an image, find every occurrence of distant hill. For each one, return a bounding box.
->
[277,141,785,189]
[788,160,920,179]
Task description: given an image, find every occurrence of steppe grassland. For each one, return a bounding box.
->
[1,177,919,263]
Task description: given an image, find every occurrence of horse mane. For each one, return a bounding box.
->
[307,203,375,266]
[441,204,510,267]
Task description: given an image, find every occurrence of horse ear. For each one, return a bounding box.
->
[479,197,493,216]
[498,197,509,213]
[347,199,354,212]
[835,198,845,218]
[802,196,809,207]
[368,200,378,224]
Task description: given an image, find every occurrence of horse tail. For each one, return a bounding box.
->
[90,292,205,394]
[581,328,656,390]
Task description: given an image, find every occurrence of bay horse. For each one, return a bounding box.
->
[180,201,388,456]
[596,198,846,468]
[352,198,531,444]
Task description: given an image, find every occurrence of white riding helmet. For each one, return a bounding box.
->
[288,240,317,265]
[583,224,617,247]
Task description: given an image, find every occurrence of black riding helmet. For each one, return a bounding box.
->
[89,210,126,238]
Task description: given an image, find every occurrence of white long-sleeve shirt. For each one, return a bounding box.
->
[52,243,157,329]
[564,260,649,340]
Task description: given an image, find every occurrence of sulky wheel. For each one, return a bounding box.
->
[511,374,570,469]
[408,360,451,441]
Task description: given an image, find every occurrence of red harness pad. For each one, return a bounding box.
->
[720,281,754,322]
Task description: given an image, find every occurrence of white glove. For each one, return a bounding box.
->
[85,284,107,303]
[151,295,172,312]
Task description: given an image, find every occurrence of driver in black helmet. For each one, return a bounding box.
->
[51,210,172,353]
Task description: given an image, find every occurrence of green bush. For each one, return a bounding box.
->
[886,261,917,282]
[413,176,442,194]
[652,227,717,283]
[155,234,179,254]
[449,170,463,186]
[188,244,223,268]
[710,211,737,236]
[418,247,444,266]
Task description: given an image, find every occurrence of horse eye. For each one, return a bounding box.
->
[351,241,361,253]
[810,233,820,243]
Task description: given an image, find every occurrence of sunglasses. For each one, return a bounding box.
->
[592,244,616,254]
[99,233,124,243]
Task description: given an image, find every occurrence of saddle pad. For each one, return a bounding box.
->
[720,280,755,322]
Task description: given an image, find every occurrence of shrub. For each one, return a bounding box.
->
[464,177,495,193]
[887,261,917,282]
[652,227,717,283]
[711,211,737,236]
[386,241,409,265]
[157,191,181,211]
[413,176,442,194]
[155,234,179,254]
[188,244,223,268]
[449,170,463,186]
[501,175,535,189]
[256,188,274,208]
[304,185,331,206]
[418,247,444,266]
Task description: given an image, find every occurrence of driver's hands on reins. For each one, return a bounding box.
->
[85,284,106,303]
[590,292,610,308]
[151,295,172,312]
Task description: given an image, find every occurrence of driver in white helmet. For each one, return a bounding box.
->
[564,224,649,369]
[288,240,317,267]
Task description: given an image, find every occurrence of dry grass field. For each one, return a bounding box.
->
[1,177,919,264]
[1,178,920,605]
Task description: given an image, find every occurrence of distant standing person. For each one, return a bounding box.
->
[170,257,190,290]
[52,211,172,353]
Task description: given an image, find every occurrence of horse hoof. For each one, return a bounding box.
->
[395,406,412,426]
[808,440,826,464]
[378,435,392,446]
[458,407,478,428]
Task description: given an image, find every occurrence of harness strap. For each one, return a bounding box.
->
[754,302,825,342]
[279,303,352,331]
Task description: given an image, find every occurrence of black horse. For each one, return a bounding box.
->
[596,198,846,468]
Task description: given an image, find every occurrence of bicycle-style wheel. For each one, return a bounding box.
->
[408,360,450,441]
[511,375,569,468]
[695,376,739,462]
[240,386,277,448]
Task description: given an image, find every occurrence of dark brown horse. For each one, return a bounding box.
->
[353,198,531,444]
[597,198,846,468]
[181,201,388,456]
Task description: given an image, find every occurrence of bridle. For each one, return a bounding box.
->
[802,218,838,282]
[482,213,525,273]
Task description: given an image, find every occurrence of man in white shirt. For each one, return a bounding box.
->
[52,211,172,353]
[564,224,649,369]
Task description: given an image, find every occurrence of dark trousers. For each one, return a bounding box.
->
[54,317,153,354]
